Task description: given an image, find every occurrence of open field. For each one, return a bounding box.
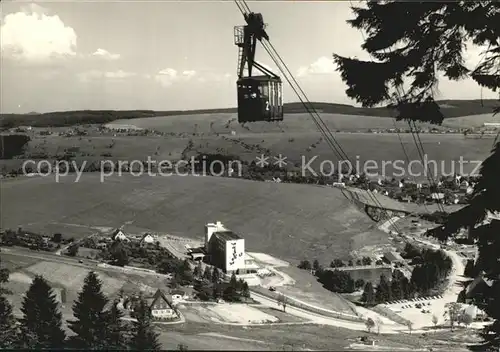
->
[248,252,290,267]
[110,112,453,134]
[178,303,279,324]
[274,265,359,315]
[2,99,497,128]
[1,173,386,263]
[5,126,494,182]
[110,111,499,133]
[3,257,171,318]
[157,330,277,351]
[24,260,123,294]
[0,252,40,272]
[161,321,473,352]
[443,113,500,129]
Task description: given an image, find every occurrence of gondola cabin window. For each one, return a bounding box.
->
[237,76,283,123]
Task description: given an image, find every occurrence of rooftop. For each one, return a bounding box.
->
[144,289,173,309]
[383,251,404,262]
[214,231,242,241]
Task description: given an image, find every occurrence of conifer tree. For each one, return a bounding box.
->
[375,275,392,304]
[0,253,11,295]
[211,267,220,284]
[68,271,109,349]
[334,2,499,346]
[18,275,66,349]
[103,300,128,349]
[0,295,17,348]
[0,258,17,349]
[361,282,375,306]
[129,298,161,351]
[203,266,212,281]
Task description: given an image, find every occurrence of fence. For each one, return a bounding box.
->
[250,286,364,323]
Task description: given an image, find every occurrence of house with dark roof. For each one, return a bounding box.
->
[144,289,179,320]
[140,233,155,246]
[111,229,129,242]
[465,273,494,305]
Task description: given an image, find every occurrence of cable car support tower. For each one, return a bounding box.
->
[234,7,283,123]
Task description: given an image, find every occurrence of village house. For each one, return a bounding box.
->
[144,289,179,320]
[111,229,129,242]
[140,233,155,246]
[383,251,405,265]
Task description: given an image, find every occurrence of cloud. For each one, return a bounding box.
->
[297,56,336,77]
[1,4,77,62]
[154,68,197,87]
[182,70,196,78]
[77,70,136,82]
[91,48,120,60]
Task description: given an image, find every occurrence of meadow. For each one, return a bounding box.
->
[6,117,495,183]
[1,173,385,264]
[109,111,500,134]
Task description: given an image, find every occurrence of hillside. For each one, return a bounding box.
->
[0,174,387,263]
[1,99,497,128]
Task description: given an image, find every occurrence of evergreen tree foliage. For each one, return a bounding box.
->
[203,266,212,281]
[129,298,161,351]
[335,2,499,347]
[0,253,11,295]
[361,282,375,305]
[68,271,109,349]
[103,300,128,349]
[18,275,66,349]
[298,260,312,270]
[313,259,320,271]
[391,269,409,300]
[375,274,392,303]
[211,267,220,284]
[316,269,355,293]
[0,252,17,348]
[0,295,17,348]
[193,262,202,278]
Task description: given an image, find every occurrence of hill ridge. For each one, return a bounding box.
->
[1,99,497,129]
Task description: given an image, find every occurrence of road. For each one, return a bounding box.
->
[0,245,417,334]
[250,292,406,334]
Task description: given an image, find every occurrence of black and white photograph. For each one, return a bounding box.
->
[0,0,499,350]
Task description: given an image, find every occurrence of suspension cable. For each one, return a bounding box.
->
[347,0,447,214]
[234,0,403,232]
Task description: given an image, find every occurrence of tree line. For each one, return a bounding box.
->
[0,255,168,350]
[297,245,453,302]
[193,262,250,302]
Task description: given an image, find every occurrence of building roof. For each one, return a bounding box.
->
[383,251,404,262]
[111,229,127,239]
[145,289,173,310]
[140,233,155,242]
[214,231,242,241]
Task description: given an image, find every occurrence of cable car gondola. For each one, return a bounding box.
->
[234,12,283,123]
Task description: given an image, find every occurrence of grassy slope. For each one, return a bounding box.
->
[9,127,493,181]
[0,173,385,263]
[1,99,497,128]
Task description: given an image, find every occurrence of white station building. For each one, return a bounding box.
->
[204,221,258,275]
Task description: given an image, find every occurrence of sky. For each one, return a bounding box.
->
[1,1,497,113]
